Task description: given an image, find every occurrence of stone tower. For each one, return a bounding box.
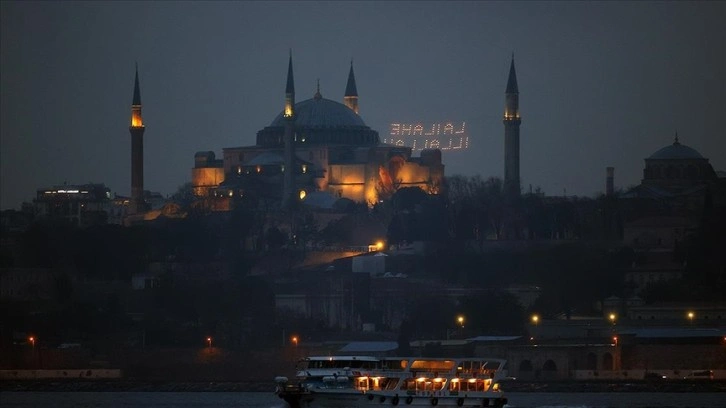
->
[344,61,359,114]
[129,64,146,214]
[283,52,296,207]
[503,55,521,198]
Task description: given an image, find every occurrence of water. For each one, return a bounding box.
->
[0,392,723,408]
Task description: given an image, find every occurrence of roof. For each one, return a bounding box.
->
[302,191,339,209]
[285,53,295,95]
[270,97,367,128]
[345,62,358,97]
[620,328,726,339]
[649,139,704,160]
[338,341,399,353]
[132,63,141,105]
[505,56,518,94]
[468,336,522,342]
[244,152,285,166]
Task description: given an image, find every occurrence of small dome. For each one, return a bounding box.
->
[270,97,366,128]
[649,140,703,160]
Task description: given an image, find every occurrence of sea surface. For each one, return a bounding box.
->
[0,392,724,408]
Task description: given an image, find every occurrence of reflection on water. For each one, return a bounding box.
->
[1,391,725,408]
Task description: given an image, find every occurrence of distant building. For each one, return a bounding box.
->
[192,56,444,211]
[33,183,111,227]
[622,134,724,217]
[618,135,725,296]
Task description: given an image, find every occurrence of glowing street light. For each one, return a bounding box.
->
[608,313,617,325]
[29,336,35,349]
[206,337,212,349]
[531,314,539,325]
[291,336,298,347]
[687,311,695,324]
[613,336,618,347]
[457,315,465,328]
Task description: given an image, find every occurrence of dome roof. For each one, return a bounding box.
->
[649,140,703,160]
[270,97,366,128]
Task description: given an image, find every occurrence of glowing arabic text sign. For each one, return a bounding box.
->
[384,122,469,151]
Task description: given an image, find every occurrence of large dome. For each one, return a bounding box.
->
[270,97,367,128]
[649,140,703,160]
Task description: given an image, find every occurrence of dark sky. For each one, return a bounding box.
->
[2,1,725,210]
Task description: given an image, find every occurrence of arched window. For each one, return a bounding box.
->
[602,353,614,370]
[586,353,597,370]
[543,360,557,371]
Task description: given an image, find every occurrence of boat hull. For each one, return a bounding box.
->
[298,390,508,408]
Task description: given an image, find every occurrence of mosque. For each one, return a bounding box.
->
[191,55,445,210]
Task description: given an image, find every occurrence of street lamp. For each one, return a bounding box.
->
[291,336,298,347]
[608,313,617,325]
[687,311,695,324]
[531,314,539,325]
[207,337,212,349]
[613,336,618,347]
[29,336,35,349]
[457,315,465,328]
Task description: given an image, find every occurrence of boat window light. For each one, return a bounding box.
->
[433,378,443,382]
[416,377,426,382]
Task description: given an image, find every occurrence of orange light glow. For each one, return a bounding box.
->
[131,109,144,127]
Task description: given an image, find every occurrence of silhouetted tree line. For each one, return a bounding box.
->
[3,174,723,349]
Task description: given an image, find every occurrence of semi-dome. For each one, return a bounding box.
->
[270,97,367,128]
[649,139,703,160]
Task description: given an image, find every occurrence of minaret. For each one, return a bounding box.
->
[129,64,146,214]
[503,55,521,198]
[344,60,359,114]
[282,52,296,206]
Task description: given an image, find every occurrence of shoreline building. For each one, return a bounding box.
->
[192,55,444,210]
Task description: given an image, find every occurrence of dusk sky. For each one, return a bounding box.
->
[1,1,724,210]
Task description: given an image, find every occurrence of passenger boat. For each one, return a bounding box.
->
[275,356,509,408]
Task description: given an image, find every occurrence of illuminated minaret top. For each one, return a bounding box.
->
[344,60,359,115]
[131,63,144,127]
[503,54,521,198]
[128,63,146,215]
[284,51,295,118]
[282,52,296,207]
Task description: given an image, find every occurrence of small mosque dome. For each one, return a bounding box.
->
[649,138,704,160]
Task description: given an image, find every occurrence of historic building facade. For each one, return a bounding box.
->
[192,56,444,210]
